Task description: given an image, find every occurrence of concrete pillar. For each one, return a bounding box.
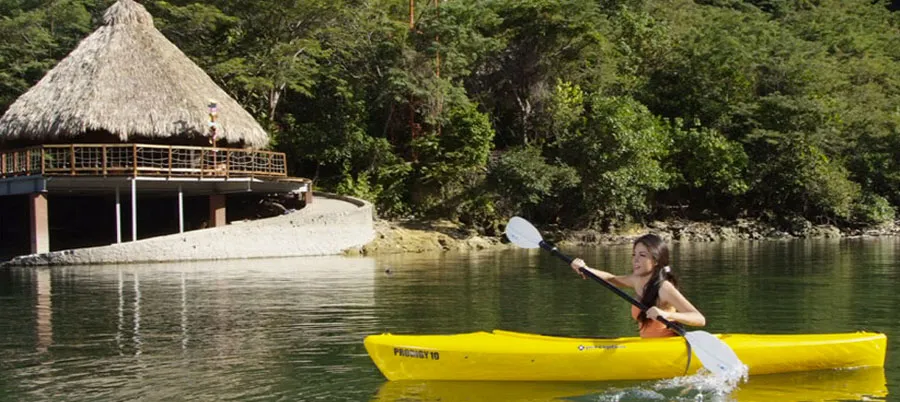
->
[304,183,314,205]
[209,194,226,227]
[115,186,122,244]
[29,192,49,254]
[131,178,137,242]
[177,185,184,233]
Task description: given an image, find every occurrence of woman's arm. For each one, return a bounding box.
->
[649,281,706,327]
[570,258,633,288]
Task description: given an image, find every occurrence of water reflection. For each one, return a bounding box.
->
[181,271,188,352]
[729,367,888,401]
[35,269,52,353]
[372,367,887,402]
[133,271,142,357]
[1,240,897,401]
[5,256,382,400]
[117,268,124,355]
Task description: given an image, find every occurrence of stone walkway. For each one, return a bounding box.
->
[302,196,361,214]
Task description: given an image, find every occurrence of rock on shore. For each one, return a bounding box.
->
[349,220,511,255]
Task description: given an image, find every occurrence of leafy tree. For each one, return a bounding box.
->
[270,2,412,216]
[852,192,896,226]
[466,0,604,147]
[487,145,579,220]
[411,88,495,214]
[666,121,749,209]
[747,132,860,223]
[3,0,900,229]
[0,0,102,115]
[556,94,672,226]
[151,0,338,125]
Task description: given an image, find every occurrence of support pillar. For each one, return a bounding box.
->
[131,178,137,241]
[177,185,184,233]
[115,186,122,244]
[304,183,314,205]
[29,192,49,254]
[209,194,226,228]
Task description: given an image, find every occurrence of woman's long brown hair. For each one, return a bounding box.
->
[634,234,678,326]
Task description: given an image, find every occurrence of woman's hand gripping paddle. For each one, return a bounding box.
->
[505,216,744,377]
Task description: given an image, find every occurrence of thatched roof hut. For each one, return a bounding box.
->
[0,0,268,148]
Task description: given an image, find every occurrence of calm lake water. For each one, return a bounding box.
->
[0,238,896,401]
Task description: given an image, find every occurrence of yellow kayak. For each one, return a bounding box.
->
[364,330,886,381]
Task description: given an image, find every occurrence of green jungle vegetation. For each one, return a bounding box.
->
[2,0,899,234]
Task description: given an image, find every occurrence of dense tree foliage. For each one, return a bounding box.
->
[2,0,898,231]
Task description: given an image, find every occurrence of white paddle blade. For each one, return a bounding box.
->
[504,216,543,249]
[684,331,745,377]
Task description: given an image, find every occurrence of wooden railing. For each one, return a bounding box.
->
[0,144,287,178]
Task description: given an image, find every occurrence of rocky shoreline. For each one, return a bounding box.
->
[355,218,900,255]
[349,219,512,255]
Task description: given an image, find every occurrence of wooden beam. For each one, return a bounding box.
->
[132,144,138,177]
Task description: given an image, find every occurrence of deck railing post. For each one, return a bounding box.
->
[70,144,76,175]
[132,144,138,177]
[102,145,108,176]
[25,149,31,175]
[225,149,230,178]
[168,146,173,177]
[40,146,45,175]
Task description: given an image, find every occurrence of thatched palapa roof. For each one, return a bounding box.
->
[0,0,268,148]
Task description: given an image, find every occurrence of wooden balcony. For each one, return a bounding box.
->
[0,144,287,178]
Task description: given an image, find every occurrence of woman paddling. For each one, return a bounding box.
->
[570,234,706,338]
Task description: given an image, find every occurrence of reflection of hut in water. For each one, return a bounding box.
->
[0,0,311,258]
[36,269,52,353]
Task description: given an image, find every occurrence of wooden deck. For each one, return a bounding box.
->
[0,144,287,178]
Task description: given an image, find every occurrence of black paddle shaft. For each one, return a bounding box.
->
[538,240,687,336]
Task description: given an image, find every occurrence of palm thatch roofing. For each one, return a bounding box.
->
[0,0,269,148]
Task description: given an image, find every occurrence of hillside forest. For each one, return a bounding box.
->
[2,0,899,234]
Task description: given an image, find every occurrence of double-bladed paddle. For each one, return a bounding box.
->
[504,216,744,377]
